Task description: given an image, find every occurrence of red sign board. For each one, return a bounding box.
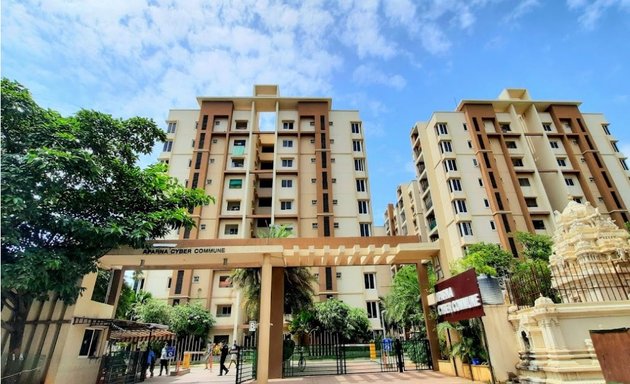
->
[434,269,484,322]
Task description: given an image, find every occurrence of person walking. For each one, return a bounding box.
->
[146,347,156,377]
[204,342,215,370]
[227,341,239,370]
[219,342,230,376]
[159,343,169,376]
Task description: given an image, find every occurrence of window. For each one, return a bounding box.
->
[281,201,293,210]
[224,224,238,235]
[602,124,611,135]
[512,158,524,167]
[484,199,490,208]
[518,178,530,187]
[463,123,468,131]
[612,142,620,152]
[192,139,195,148]
[333,222,339,228]
[258,198,272,207]
[261,145,274,153]
[435,123,448,135]
[281,179,293,188]
[356,179,366,192]
[557,158,567,167]
[543,123,552,132]
[283,121,294,130]
[311,158,316,163]
[167,122,177,133]
[444,159,457,172]
[333,200,338,205]
[227,201,240,211]
[366,301,378,319]
[219,276,232,288]
[229,179,242,189]
[79,329,102,357]
[167,277,172,289]
[458,222,474,236]
[532,220,545,230]
[351,122,361,134]
[200,224,206,230]
[490,221,496,230]
[453,199,468,214]
[621,159,629,171]
[478,178,483,187]
[360,223,371,237]
[467,140,473,149]
[500,123,511,132]
[550,141,559,149]
[193,276,200,283]
[235,121,247,130]
[354,159,365,171]
[216,305,232,317]
[506,141,517,149]
[448,178,462,192]
[312,223,318,229]
[358,200,369,214]
[231,158,244,168]
[525,197,538,207]
[282,140,293,148]
[472,158,479,167]
[282,159,293,167]
[565,178,575,186]
[163,141,173,152]
[439,141,453,153]
[311,178,316,184]
[353,140,362,152]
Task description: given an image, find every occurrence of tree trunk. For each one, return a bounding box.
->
[2,292,33,384]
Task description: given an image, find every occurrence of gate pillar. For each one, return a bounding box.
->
[417,262,440,371]
[268,267,285,378]
[257,254,273,383]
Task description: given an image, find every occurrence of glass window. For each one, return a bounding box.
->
[79,329,102,357]
[216,305,232,317]
[364,273,376,289]
[281,179,293,188]
[366,301,378,319]
[229,179,242,189]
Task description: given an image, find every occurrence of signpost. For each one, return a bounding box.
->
[434,269,484,323]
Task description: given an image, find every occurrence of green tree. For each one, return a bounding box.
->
[515,232,553,262]
[1,79,212,361]
[452,242,514,277]
[115,283,136,319]
[170,303,215,338]
[315,298,350,338]
[230,224,316,319]
[383,265,435,334]
[347,307,372,342]
[135,298,172,325]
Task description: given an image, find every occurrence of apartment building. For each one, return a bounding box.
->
[383,181,426,239]
[411,88,630,279]
[140,85,390,341]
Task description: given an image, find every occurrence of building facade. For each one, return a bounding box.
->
[383,181,426,239]
[140,85,391,341]
[411,88,630,279]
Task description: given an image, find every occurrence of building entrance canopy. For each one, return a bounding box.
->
[99,236,439,270]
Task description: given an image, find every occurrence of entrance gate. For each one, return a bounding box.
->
[235,347,257,384]
[282,332,432,378]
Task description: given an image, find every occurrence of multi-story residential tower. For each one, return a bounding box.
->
[142,85,389,341]
[383,181,426,239]
[411,88,630,279]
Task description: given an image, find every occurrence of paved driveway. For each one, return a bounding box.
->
[143,366,475,383]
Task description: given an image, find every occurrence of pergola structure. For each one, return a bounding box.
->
[99,236,441,383]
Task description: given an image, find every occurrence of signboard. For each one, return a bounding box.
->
[143,247,226,255]
[434,268,484,322]
[249,321,257,332]
[166,346,176,359]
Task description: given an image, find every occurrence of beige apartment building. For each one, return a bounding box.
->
[139,85,391,342]
[410,88,630,279]
[383,181,426,239]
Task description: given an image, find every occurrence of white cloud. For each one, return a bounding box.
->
[566,0,630,29]
[352,65,406,90]
[503,0,540,23]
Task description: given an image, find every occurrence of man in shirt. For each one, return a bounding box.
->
[159,343,169,376]
[219,342,229,376]
[146,348,156,377]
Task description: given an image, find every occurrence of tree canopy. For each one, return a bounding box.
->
[230,224,316,319]
[290,298,372,342]
[1,78,212,355]
[515,231,553,262]
[452,242,514,277]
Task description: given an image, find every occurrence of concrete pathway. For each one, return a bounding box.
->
[143,365,476,383]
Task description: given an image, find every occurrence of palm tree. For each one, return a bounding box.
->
[230,225,316,320]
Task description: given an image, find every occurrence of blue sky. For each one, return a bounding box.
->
[3,0,630,226]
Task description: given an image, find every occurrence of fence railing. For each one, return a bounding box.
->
[506,260,630,309]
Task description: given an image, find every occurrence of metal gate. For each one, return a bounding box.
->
[282,332,431,378]
[96,350,147,384]
[235,347,256,384]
